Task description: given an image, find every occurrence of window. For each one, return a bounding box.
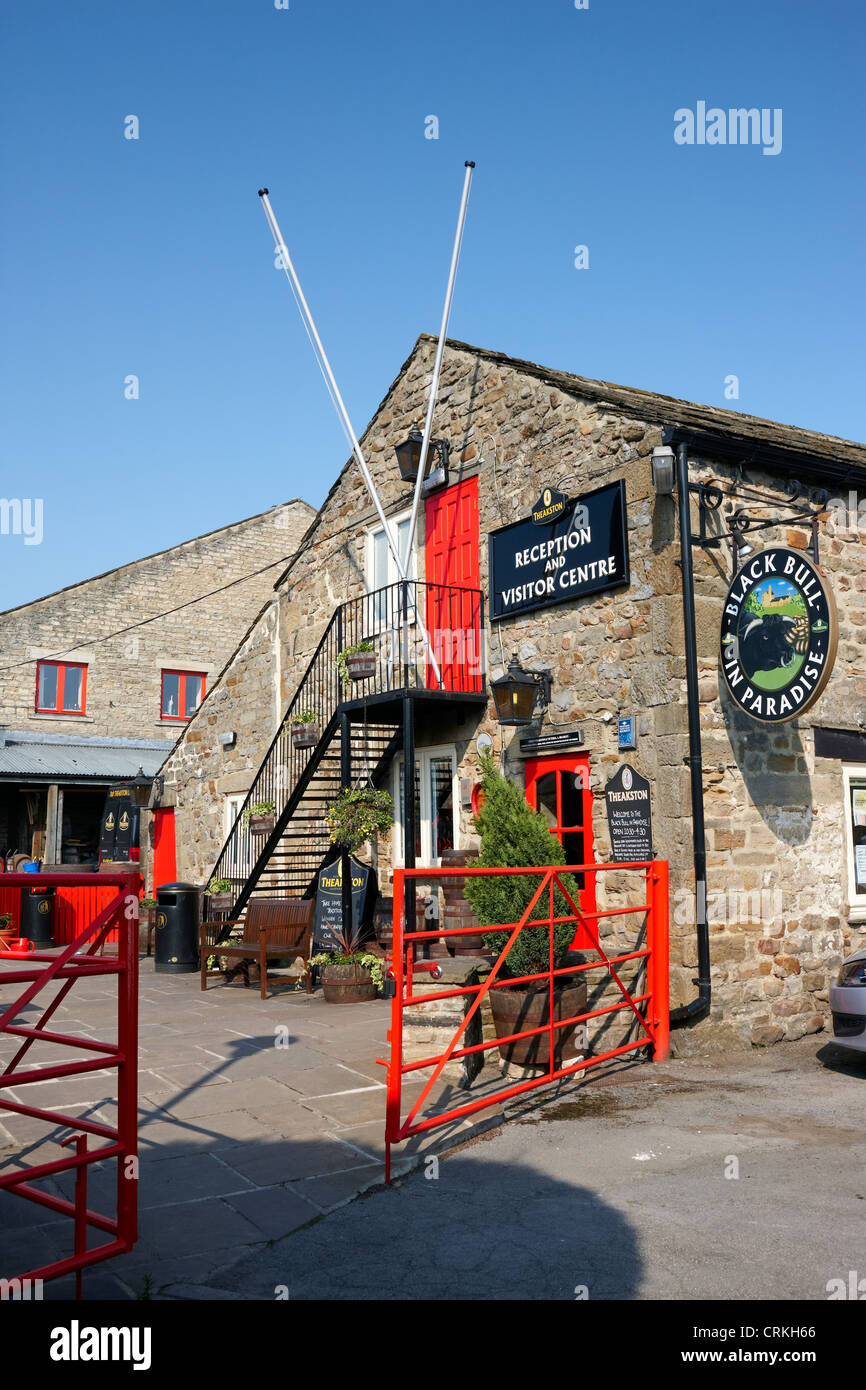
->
[393,746,457,866]
[161,670,205,721]
[843,765,866,920]
[36,661,87,715]
[366,511,417,625]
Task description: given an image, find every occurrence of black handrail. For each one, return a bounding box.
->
[206,581,484,915]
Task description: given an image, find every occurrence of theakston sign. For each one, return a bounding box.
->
[720,547,838,724]
[488,479,629,621]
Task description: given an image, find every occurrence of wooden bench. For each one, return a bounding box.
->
[200,898,314,999]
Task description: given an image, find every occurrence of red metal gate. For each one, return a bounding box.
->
[383,859,669,1180]
[0,872,141,1293]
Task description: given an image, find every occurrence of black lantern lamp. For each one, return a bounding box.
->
[490,653,553,726]
[132,766,152,809]
[395,427,450,491]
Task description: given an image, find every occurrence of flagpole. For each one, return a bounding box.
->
[401,161,475,571]
[257,187,444,688]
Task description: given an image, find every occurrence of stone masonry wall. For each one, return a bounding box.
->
[0,501,313,743]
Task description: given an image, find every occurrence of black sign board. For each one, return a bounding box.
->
[519,729,584,755]
[99,784,139,863]
[604,764,653,863]
[488,479,629,621]
[313,854,377,951]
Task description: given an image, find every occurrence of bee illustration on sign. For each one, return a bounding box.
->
[720,548,838,724]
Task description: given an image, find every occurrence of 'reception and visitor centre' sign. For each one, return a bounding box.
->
[488,479,629,621]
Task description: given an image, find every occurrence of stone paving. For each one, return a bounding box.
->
[0,954,505,1300]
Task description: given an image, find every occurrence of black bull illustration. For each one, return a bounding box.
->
[736,613,810,674]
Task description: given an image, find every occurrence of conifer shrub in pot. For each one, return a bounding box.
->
[464,752,587,1070]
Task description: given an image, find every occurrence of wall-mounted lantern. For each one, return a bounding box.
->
[490,653,553,726]
[651,445,676,496]
[395,428,450,491]
[132,766,152,809]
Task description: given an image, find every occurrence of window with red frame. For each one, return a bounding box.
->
[161,670,206,721]
[36,661,87,715]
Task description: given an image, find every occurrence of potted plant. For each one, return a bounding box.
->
[310,922,385,1005]
[205,878,233,914]
[336,640,376,685]
[324,787,393,852]
[0,912,15,947]
[285,708,321,749]
[242,801,277,835]
[464,751,587,1071]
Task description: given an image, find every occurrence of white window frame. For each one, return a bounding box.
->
[843,764,866,922]
[224,793,254,877]
[393,744,459,867]
[365,509,418,589]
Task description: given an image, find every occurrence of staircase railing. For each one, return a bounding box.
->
[207,580,484,917]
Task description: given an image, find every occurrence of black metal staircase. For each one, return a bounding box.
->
[207,580,485,939]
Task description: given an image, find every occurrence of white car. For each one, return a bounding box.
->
[830,949,866,1054]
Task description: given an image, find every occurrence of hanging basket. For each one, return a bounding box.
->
[346,652,377,681]
[248,814,276,836]
[291,724,320,749]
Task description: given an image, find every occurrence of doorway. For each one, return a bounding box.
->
[424,477,482,691]
[524,754,596,944]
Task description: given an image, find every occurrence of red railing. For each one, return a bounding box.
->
[0,872,141,1294]
[382,860,669,1180]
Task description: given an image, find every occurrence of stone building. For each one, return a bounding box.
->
[0,500,314,877]
[156,334,866,1046]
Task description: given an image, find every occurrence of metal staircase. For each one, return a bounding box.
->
[207,579,485,939]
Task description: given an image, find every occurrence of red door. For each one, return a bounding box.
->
[525,755,596,946]
[152,808,177,893]
[424,477,481,691]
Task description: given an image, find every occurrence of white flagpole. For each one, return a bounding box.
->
[257,187,444,687]
[401,161,475,571]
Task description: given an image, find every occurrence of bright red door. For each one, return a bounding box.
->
[424,477,481,691]
[152,808,177,892]
[525,755,596,947]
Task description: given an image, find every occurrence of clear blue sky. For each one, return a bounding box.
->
[1,0,863,609]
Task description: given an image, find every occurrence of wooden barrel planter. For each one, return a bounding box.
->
[248,815,275,836]
[321,961,377,1004]
[205,894,233,915]
[489,975,588,1070]
[346,653,376,681]
[291,725,320,749]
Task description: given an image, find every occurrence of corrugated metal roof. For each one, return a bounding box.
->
[0,731,172,781]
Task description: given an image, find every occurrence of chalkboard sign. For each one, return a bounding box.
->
[313,855,377,950]
[605,764,653,863]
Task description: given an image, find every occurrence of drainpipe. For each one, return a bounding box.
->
[669,440,712,1024]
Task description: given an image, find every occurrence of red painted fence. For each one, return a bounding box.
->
[0,879,134,946]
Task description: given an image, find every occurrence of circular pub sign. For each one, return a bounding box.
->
[720,547,838,724]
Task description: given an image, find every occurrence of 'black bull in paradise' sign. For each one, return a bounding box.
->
[720,548,838,724]
[488,479,629,621]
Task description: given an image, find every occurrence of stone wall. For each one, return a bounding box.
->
[0,501,313,742]
[159,335,866,1045]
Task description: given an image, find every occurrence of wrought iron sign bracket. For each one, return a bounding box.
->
[688,472,828,580]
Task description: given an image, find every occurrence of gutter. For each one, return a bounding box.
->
[669,439,712,1024]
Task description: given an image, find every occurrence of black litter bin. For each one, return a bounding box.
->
[154,883,200,974]
[21,885,55,946]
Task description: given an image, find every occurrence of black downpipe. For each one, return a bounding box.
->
[670,441,712,1024]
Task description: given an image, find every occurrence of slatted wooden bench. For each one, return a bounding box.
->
[200,897,314,999]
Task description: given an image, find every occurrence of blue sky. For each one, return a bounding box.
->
[1,0,864,608]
